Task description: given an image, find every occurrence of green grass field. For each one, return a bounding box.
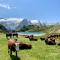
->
[0,33,60,60]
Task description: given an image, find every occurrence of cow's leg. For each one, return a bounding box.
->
[8,46,10,53]
[10,47,12,55]
[10,50,12,56]
[16,51,17,57]
[8,48,9,53]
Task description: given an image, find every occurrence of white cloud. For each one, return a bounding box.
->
[0,3,16,10]
[31,20,39,24]
[0,18,23,23]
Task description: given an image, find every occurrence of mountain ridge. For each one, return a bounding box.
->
[0,18,42,30]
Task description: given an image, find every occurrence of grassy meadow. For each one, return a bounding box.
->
[0,33,60,60]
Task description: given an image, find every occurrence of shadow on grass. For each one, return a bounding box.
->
[10,55,21,60]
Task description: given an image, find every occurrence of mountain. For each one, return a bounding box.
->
[0,24,7,32]
[0,18,43,31]
[30,20,41,25]
[16,19,31,30]
[0,18,23,30]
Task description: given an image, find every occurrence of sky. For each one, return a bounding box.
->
[0,0,60,24]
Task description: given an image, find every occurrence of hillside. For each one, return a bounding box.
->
[17,24,47,32]
[44,24,60,34]
[18,24,60,35]
[0,24,7,32]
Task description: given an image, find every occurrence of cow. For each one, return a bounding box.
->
[12,32,18,38]
[6,32,12,39]
[6,32,18,39]
[8,39,32,57]
[45,38,56,45]
[19,42,32,49]
[8,39,19,57]
[29,35,37,41]
[25,35,37,41]
[29,37,37,41]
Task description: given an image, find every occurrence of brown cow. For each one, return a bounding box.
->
[12,32,18,38]
[19,42,32,49]
[29,35,37,41]
[8,39,32,56]
[45,38,56,45]
[6,32,12,39]
[8,39,19,57]
[6,32,18,39]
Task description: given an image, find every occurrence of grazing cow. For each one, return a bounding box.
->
[29,35,37,41]
[29,37,37,41]
[6,32,18,39]
[13,32,18,38]
[25,35,37,41]
[45,38,56,45]
[6,32,12,39]
[29,35,33,40]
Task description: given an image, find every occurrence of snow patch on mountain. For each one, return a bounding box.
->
[31,20,41,25]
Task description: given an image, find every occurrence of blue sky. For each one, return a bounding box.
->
[0,0,60,24]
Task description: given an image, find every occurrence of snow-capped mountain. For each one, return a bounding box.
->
[30,20,41,25]
[16,19,31,30]
[0,18,22,30]
[0,18,41,30]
